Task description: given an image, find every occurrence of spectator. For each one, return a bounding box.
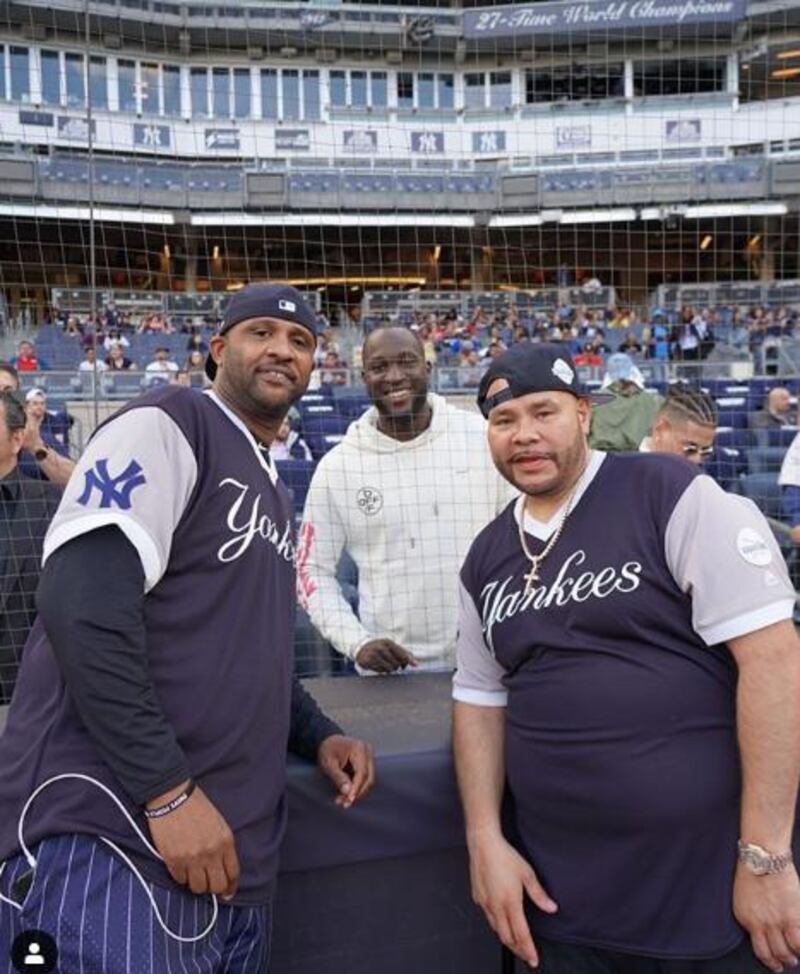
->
[11,340,47,373]
[144,346,180,385]
[0,362,17,393]
[269,416,313,462]
[299,326,516,674]
[618,331,643,356]
[640,384,718,465]
[318,350,348,386]
[750,387,798,432]
[0,390,62,704]
[186,333,209,355]
[78,345,108,373]
[176,349,209,389]
[103,328,130,351]
[137,312,172,334]
[779,433,800,543]
[573,341,603,368]
[589,354,663,452]
[0,367,74,486]
[105,341,136,372]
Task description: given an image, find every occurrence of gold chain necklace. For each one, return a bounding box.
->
[517,466,587,596]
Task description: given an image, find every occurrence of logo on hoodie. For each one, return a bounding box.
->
[356,486,383,516]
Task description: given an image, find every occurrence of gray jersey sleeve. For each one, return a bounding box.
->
[452,579,508,706]
[43,406,198,592]
[664,475,795,646]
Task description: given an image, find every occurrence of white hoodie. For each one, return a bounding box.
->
[297,393,516,668]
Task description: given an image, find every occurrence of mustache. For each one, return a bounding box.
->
[510,450,555,462]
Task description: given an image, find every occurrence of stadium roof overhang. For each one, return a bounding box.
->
[9,0,800,61]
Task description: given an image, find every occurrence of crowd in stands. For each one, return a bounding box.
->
[8,298,798,386]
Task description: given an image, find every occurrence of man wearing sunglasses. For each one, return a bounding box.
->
[640,384,718,465]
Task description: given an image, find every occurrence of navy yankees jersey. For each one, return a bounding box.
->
[455,450,796,958]
[0,386,295,905]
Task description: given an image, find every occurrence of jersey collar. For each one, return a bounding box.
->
[513,449,606,542]
[204,390,279,487]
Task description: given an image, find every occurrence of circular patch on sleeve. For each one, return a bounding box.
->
[736,527,773,567]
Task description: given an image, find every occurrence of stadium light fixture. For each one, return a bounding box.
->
[771,67,800,79]
[640,202,787,220]
[488,213,544,227]
[0,203,174,225]
[191,213,475,228]
[558,208,637,225]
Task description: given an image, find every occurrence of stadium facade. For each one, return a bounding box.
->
[0,0,797,316]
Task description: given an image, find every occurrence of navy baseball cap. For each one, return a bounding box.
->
[205,283,318,380]
[477,342,606,418]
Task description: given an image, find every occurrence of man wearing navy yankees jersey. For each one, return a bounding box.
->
[0,283,374,973]
[453,342,800,974]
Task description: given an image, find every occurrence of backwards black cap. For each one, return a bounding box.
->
[477,342,604,419]
[205,283,318,380]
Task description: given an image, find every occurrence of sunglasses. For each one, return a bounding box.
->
[681,443,714,459]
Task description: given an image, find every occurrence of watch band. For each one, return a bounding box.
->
[34,446,50,462]
[737,840,793,876]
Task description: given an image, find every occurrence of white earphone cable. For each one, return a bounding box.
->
[0,773,218,943]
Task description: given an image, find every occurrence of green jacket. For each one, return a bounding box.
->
[589,387,664,453]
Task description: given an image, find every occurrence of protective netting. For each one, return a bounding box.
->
[0,0,797,689]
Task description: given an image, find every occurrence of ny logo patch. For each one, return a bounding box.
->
[76,458,147,510]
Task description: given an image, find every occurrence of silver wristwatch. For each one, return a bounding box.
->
[737,841,794,876]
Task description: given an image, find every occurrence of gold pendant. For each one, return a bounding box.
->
[524,564,539,595]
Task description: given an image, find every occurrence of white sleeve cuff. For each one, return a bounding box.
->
[43,514,165,592]
[697,598,797,646]
[452,685,508,707]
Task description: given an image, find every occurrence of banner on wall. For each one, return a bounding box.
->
[134,123,171,148]
[205,128,240,150]
[276,129,311,151]
[472,131,506,153]
[342,130,378,153]
[555,126,592,149]
[665,118,702,142]
[58,116,95,140]
[464,0,746,38]
[411,132,445,153]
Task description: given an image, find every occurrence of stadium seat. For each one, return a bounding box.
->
[706,446,746,491]
[739,472,784,523]
[747,446,787,475]
[767,427,800,449]
[275,459,315,518]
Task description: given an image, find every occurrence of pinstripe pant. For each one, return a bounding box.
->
[0,835,271,973]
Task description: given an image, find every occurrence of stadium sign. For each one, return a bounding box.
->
[205,128,240,150]
[342,130,378,153]
[463,0,746,38]
[665,118,702,142]
[556,126,592,149]
[411,132,445,154]
[58,116,95,140]
[134,124,171,149]
[472,131,506,153]
[19,111,53,127]
[276,129,311,151]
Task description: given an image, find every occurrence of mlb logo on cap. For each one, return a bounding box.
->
[279,299,296,313]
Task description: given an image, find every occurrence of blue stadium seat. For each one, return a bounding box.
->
[714,397,748,429]
[706,446,746,491]
[739,472,784,523]
[275,459,315,518]
[767,427,800,449]
[748,446,787,475]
